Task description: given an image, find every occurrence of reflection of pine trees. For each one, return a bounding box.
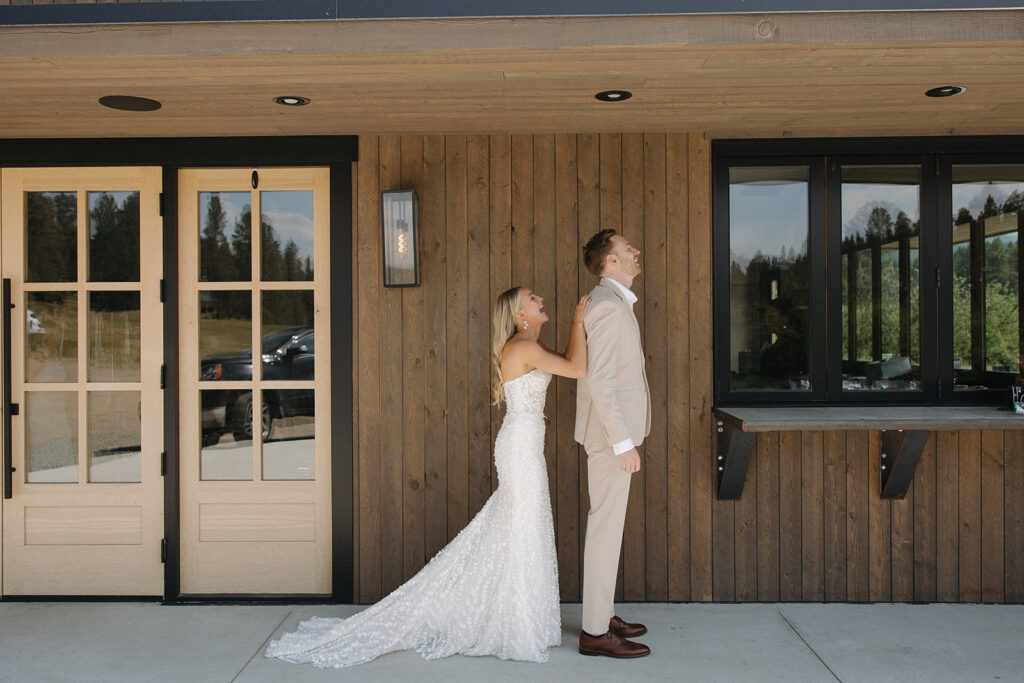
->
[260,213,313,282]
[952,193,1020,374]
[842,207,918,250]
[27,192,77,282]
[200,194,314,327]
[839,205,922,363]
[229,206,252,281]
[201,195,235,282]
[90,193,141,313]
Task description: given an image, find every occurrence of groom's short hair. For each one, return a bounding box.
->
[582,229,618,276]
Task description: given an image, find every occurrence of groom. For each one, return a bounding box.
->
[575,229,652,659]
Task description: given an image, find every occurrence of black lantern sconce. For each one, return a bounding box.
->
[381,190,420,287]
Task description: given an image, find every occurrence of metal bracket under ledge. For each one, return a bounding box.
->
[879,429,931,499]
[716,420,756,500]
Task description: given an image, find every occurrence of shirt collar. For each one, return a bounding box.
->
[602,277,637,308]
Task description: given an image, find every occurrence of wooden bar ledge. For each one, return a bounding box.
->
[713,406,1024,500]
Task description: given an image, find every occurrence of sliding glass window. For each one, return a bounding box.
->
[950,165,1024,392]
[714,140,1022,406]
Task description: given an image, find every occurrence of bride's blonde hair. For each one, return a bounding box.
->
[491,286,523,405]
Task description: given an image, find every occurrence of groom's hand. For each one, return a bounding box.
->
[618,448,641,473]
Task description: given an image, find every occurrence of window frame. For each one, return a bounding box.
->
[713,137,1024,407]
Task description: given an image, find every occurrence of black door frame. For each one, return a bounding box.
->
[0,137,358,603]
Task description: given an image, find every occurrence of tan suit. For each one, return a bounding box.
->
[575,278,651,635]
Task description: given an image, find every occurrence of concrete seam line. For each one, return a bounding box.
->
[777,609,843,682]
[232,609,294,682]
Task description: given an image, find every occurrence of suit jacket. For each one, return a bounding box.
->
[574,278,651,451]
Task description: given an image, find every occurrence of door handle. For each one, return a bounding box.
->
[3,278,13,499]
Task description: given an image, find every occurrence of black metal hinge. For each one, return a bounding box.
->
[159,279,165,303]
[160,451,167,477]
[8,403,18,416]
[160,364,166,389]
[161,538,167,563]
[158,192,165,217]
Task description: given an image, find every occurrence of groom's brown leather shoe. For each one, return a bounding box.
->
[609,615,647,638]
[579,629,651,658]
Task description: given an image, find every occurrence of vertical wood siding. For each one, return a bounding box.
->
[352,133,1024,604]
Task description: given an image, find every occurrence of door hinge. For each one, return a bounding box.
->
[159,279,165,303]
[160,364,166,389]
[935,266,942,289]
[160,451,167,476]
[8,403,18,416]
[161,538,167,564]
[158,192,165,217]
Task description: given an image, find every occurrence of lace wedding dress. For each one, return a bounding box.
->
[265,368,561,668]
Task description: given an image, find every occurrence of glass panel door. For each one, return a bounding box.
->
[1,167,163,596]
[727,166,813,392]
[839,165,924,393]
[950,165,1024,391]
[178,168,330,595]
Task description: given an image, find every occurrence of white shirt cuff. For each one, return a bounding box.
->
[612,438,635,456]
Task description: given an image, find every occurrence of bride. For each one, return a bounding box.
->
[265,286,590,668]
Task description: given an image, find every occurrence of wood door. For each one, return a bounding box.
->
[1,167,164,596]
[178,168,331,595]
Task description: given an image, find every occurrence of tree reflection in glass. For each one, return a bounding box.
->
[89,191,140,282]
[728,167,811,391]
[200,192,251,282]
[261,191,315,281]
[26,192,76,283]
[840,166,921,391]
[951,166,1024,390]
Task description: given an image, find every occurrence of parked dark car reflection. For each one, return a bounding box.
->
[200,326,314,446]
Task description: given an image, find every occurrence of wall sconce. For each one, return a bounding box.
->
[381,190,419,287]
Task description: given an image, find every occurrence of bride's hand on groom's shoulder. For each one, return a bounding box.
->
[574,295,591,326]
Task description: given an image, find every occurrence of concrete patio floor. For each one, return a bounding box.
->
[1,601,1022,682]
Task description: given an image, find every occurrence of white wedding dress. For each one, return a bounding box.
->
[265,368,561,668]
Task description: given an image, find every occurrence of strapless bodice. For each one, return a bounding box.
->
[503,369,551,415]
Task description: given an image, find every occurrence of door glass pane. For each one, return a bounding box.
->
[25,391,78,483]
[261,290,314,381]
[26,191,77,283]
[89,291,141,382]
[89,191,140,282]
[951,165,1024,390]
[728,167,811,391]
[88,391,141,483]
[199,290,252,376]
[261,191,314,281]
[200,389,253,481]
[200,192,251,282]
[25,291,77,383]
[841,165,922,391]
[263,389,314,480]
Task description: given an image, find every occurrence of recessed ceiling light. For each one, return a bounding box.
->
[274,96,311,106]
[925,85,966,98]
[99,95,162,112]
[595,90,632,102]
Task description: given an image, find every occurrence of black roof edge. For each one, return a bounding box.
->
[1,0,1021,27]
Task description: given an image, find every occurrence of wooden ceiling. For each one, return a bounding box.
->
[1,11,1023,139]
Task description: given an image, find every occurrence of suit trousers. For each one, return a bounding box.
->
[581,442,633,636]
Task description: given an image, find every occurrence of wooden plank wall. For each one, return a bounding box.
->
[352,133,1024,604]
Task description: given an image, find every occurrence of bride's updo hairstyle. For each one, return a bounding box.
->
[491,286,523,405]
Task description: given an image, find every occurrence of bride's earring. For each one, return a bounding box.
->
[523,320,529,330]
